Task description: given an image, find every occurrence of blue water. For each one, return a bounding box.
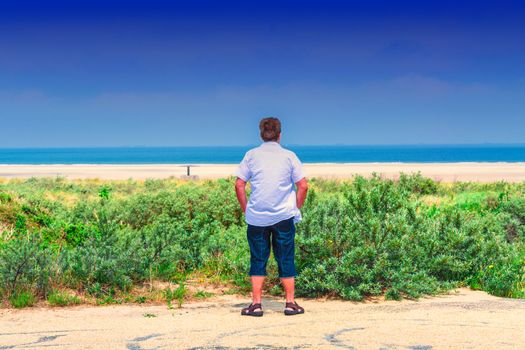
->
[0,145,524,164]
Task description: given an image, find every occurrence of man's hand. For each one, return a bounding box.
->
[295,178,308,209]
[235,177,248,213]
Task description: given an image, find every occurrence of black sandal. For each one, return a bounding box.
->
[284,301,305,316]
[241,303,263,317]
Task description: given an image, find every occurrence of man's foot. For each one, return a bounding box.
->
[241,303,263,317]
[284,301,304,316]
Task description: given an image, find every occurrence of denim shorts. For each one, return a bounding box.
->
[246,217,296,278]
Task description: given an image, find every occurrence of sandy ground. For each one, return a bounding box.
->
[1,163,525,182]
[1,288,524,349]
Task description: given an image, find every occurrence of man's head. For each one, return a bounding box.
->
[259,117,281,142]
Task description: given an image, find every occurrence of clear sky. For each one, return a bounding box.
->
[1,0,524,147]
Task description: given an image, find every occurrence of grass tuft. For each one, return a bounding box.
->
[47,291,82,307]
[9,291,37,308]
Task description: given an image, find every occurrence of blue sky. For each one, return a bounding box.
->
[0,0,524,147]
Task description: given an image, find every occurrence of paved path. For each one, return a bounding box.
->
[1,289,524,349]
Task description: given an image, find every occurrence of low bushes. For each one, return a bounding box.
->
[0,175,523,307]
[0,233,55,299]
[296,175,522,299]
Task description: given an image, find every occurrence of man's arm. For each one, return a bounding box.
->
[235,177,248,213]
[295,178,308,209]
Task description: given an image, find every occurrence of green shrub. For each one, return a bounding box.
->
[194,290,214,299]
[0,192,12,203]
[500,197,525,241]
[0,234,54,297]
[135,296,147,303]
[47,290,81,306]
[9,290,37,308]
[201,226,250,290]
[60,234,133,296]
[398,172,439,195]
[469,245,525,298]
[165,282,186,308]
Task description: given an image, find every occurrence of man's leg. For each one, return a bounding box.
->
[271,218,302,313]
[245,224,271,313]
[280,277,295,303]
[251,276,265,306]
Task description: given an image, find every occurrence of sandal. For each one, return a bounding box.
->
[241,303,263,317]
[284,301,305,316]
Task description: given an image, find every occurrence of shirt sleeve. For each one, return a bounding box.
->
[236,152,252,181]
[290,152,306,183]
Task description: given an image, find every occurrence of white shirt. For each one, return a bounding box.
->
[236,141,306,226]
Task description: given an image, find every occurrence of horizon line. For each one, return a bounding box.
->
[1,143,525,150]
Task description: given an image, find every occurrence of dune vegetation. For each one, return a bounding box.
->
[0,174,524,308]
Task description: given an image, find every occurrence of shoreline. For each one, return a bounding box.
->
[1,162,525,182]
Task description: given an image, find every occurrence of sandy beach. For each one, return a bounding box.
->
[0,163,524,182]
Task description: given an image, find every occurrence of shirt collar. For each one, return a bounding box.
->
[261,141,281,147]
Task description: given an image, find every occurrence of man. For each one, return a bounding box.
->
[235,117,308,317]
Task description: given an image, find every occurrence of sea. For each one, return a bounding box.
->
[0,145,524,164]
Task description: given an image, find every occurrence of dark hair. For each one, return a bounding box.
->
[259,117,281,142]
